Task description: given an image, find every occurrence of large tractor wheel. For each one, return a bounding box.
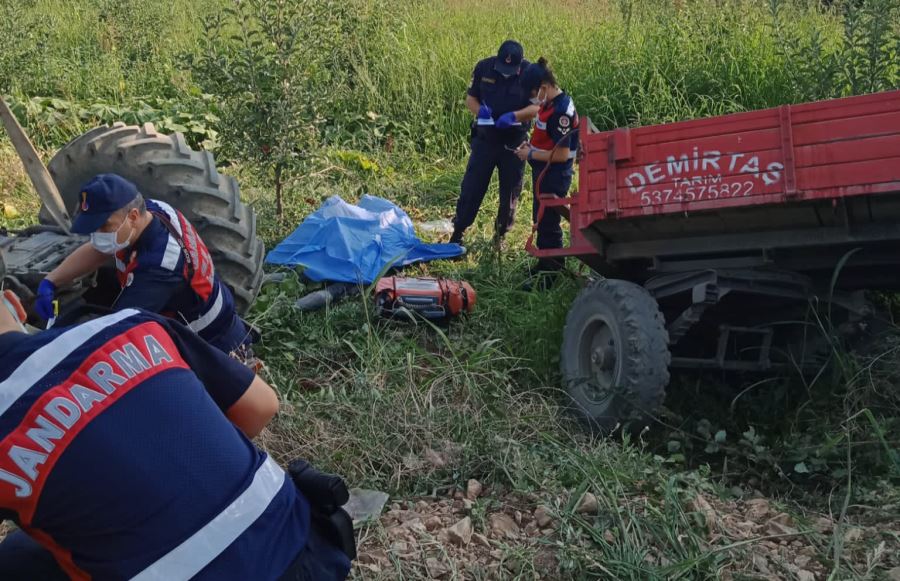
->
[41,122,264,314]
[560,278,671,432]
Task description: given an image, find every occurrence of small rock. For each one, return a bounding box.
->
[415,500,429,512]
[389,540,410,555]
[402,518,427,535]
[603,530,615,543]
[753,554,772,575]
[843,527,864,544]
[425,448,447,468]
[575,492,599,514]
[424,515,443,531]
[794,555,811,568]
[769,512,795,527]
[489,513,520,539]
[691,494,718,530]
[745,498,770,520]
[462,499,474,510]
[466,479,483,500]
[472,532,491,548]
[534,506,553,528]
[514,510,523,526]
[524,521,539,536]
[446,516,473,546]
[425,557,449,578]
[797,571,816,581]
[887,566,900,581]
[766,513,798,537]
[398,510,422,524]
[813,517,833,533]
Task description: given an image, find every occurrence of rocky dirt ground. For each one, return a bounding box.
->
[352,479,900,580]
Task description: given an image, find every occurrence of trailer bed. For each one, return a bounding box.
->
[535,90,900,285]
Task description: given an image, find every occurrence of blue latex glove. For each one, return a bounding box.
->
[477,103,493,120]
[35,279,56,320]
[496,112,517,129]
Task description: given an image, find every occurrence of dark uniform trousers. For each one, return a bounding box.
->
[530,161,574,270]
[454,127,528,237]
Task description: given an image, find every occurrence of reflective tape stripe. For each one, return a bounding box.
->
[151,200,183,271]
[131,456,285,581]
[0,309,140,416]
[188,286,223,333]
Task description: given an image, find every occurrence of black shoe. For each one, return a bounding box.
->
[449,228,464,245]
[521,271,559,292]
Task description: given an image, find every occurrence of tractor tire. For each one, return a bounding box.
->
[41,122,264,314]
[560,278,671,433]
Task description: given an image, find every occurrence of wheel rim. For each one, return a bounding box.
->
[575,314,621,407]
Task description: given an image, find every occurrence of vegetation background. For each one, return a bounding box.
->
[1,0,899,578]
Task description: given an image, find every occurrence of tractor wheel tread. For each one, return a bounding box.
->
[560,278,670,433]
[43,123,264,314]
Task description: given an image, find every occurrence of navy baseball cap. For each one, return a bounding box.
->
[494,40,524,76]
[71,174,140,234]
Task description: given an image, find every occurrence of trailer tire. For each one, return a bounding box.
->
[41,122,264,314]
[560,278,670,433]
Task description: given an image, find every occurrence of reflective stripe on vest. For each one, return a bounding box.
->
[188,286,223,333]
[0,310,140,417]
[115,201,219,329]
[130,456,286,581]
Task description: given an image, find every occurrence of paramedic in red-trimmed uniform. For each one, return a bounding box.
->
[0,290,351,580]
[34,173,250,355]
[516,57,580,290]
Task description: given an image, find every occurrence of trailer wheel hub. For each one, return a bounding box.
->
[591,345,616,371]
[579,317,619,402]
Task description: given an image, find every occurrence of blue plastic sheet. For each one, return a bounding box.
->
[265,195,464,283]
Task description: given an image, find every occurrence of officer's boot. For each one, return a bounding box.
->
[448,227,465,246]
[522,258,563,292]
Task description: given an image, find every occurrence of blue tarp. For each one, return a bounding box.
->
[265,195,464,283]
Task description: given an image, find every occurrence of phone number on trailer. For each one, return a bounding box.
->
[638,180,755,206]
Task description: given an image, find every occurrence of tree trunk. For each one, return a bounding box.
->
[275,162,284,218]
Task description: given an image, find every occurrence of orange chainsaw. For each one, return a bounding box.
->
[373,277,476,322]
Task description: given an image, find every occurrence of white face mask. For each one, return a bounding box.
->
[2,294,27,333]
[530,86,547,106]
[91,217,134,255]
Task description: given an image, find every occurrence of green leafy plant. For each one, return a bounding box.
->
[190,0,364,217]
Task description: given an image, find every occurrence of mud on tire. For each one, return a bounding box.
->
[560,278,671,432]
[41,122,264,314]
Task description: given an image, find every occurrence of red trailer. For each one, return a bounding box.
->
[528,90,900,430]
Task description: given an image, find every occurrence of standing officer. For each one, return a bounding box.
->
[34,173,251,355]
[516,57,580,290]
[0,290,352,580]
[449,40,539,247]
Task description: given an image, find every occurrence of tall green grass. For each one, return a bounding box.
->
[345,0,854,155]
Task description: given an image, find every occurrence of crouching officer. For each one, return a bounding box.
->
[34,173,251,355]
[0,290,353,580]
[450,40,539,247]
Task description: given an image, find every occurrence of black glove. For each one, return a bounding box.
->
[287,459,356,560]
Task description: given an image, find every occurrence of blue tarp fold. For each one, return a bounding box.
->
[265,195,464,283]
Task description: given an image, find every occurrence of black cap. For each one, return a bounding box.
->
[494,40,524,76]
[520,62,546,92]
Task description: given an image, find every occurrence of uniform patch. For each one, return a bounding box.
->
[481,77,496,84]
[559,116,570,128]
[80,192,89,211]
